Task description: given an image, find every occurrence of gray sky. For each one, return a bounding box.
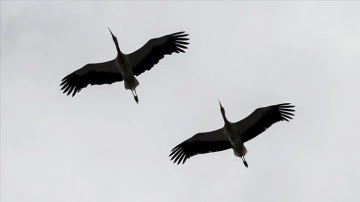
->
[1,1,360,202]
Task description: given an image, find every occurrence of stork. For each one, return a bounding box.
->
[60,29,189,103]
[169,101,295,167]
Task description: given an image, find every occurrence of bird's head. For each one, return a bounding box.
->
[218,100,225,114]
[108,27,121,53]
[108,27,118,42]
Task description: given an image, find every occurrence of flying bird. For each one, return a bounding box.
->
[169,102,295,167]
[60,29,189,103]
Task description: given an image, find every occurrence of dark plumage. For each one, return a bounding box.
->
[170,103,295,165]
[60,30,189,102]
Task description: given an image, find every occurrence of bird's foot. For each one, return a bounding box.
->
[134,95,139,104]
[243,160,248,168]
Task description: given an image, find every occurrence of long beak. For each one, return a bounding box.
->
[218,99,222,108]
[108,27,114,37]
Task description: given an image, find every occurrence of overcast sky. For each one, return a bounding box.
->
[1,1,360,202]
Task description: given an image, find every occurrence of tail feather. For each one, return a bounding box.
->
[233,145,248,157]
[124,77,139,90]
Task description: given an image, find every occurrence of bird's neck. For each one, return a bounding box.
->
[112,37,122,56]
[221,111,229,124]
[115,43,122,55]
[114,42,125,63]
[114,41,122,54]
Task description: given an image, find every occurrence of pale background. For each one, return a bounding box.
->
[1,1,360,202]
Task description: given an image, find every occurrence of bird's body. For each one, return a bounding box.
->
[169,102,295,167]
[219,101,249,166]
[114,52,139,89]
[60,29,189,103]
[223,122,248,159]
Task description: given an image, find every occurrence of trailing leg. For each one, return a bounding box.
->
[131,90,139,104]
[134,89,139,103]
[241,156,248,168]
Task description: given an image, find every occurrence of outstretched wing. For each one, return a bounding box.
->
[169,129,232,164]
[128,31,189,76]
[236,103,295,142]
[60,59,123,97]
